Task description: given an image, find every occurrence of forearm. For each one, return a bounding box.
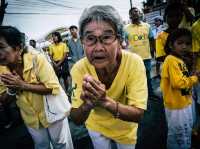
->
[21,82,52,95]
[103,97,144,122]
[70,103,92,125]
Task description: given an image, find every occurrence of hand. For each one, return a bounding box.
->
[0,71,25,90]
[82,74,107,107]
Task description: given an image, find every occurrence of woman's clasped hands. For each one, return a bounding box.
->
[81,74,109,109]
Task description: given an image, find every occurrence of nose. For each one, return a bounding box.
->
[182,43,187,49]
[94,38,104,51]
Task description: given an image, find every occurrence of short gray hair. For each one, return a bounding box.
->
[79,5,124,40]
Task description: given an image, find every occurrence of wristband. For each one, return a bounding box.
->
[6,88,17,96]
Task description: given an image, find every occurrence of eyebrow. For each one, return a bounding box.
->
[84,29,115,36]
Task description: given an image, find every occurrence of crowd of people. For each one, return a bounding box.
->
[0,0,200,149]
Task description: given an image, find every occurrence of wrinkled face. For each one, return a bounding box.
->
[82,21,120,69]
[172,35,191,56]
[0,37,20,65]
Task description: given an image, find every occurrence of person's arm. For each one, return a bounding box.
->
[70,102,94,125]
[76,75,145,123]
[0,73,52,95]
[1,54,60,95]
[99,97,144,122]
[168,58,198,89]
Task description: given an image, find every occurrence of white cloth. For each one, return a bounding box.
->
[27,118,74,149]
[165,105,193,149]
[88,130,135,149]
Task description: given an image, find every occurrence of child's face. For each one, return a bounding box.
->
[172,35,191,56]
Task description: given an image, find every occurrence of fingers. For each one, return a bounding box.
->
[82,80,99,97]
[80,91,96,107]
[0,73,23,89]
[83,74,105,92]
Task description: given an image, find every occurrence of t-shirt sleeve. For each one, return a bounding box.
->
[163,58,198,89]
[35,54,60,95]
[70,65,84,108]
[126,56,148,110]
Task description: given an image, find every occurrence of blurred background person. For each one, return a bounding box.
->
[49,31,70,91]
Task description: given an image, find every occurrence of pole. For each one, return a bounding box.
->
[130,0,132,8]
[0,0,8,25]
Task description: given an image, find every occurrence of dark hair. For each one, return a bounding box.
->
[164,3,183,22]
[69,25,78,30]
[129,7,139,15]
[164,28,192,54]
[29,39,36,48]
[52,31,62,43]
[79,5,124,41]
[0,26,25,50]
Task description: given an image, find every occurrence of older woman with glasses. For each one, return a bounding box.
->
[70,5,148,149]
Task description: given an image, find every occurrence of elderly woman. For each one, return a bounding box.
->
[70,5,148,149]
[0,26,73,149]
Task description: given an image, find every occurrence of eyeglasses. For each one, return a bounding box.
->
[82,33,117,46]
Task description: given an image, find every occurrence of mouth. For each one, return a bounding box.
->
[92,55,107,62]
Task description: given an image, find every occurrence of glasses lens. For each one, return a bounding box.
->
[84,35,96,46]
[101,34,116,44]
[83,34,116,46]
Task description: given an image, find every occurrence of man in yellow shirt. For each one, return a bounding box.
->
[49,31,70,91]
[125,7,155,98]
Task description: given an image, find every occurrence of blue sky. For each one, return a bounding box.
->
[3,0,144,39]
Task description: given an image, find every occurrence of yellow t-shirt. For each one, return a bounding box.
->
[156,31,168,58]
[0,51,60,129]
[71,50,147,144]
[161,55,198,109]
[192,19,200,71]
[0,66,10,94]
[49,42,69,61]
[125,22,152,60]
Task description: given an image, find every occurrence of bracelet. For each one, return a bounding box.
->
[6,88,17,96]
[114,102,120,118]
